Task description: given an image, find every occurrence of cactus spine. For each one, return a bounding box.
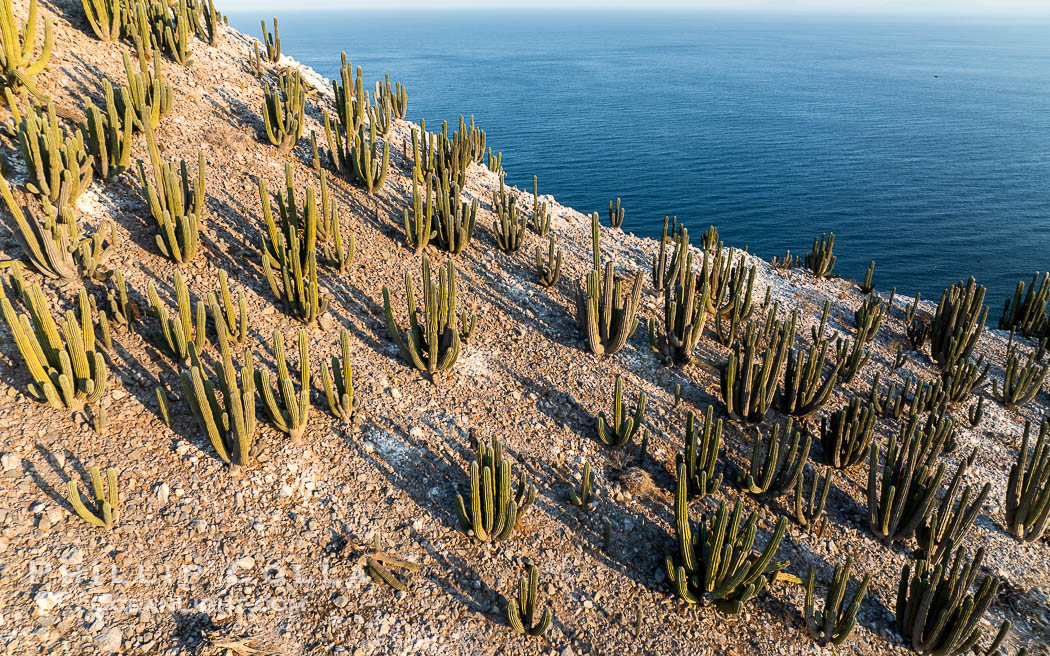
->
[577,212,643,356]
[820,398,876,469]
[180,321,257,467]
[0,0,52,99]
[676,405,723,499]
[454,436,535,543]
[1005,418,1050,542]
[507,565,552,636]
[665,487,788,613]
[596,374,646,448]
[803,557,869,646]
[256,328,311,443]
[740,417,810,497]
[137,123,205,263]
[383,257,473,374]
[1,284,107,409]
[321,328,358,423]
[66,466,119,528]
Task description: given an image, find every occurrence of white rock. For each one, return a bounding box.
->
[59,547,83,566]
[279,484,294,498]
[233,557,255,571]
[409,426,424,438]
[93,627,122,653]
[1,453,18,471]
[35,591,60,612]
[156,483,170,505]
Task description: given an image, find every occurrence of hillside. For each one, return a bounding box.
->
[0,1,1047,655]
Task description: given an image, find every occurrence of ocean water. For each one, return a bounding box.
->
[228,10,1050,311]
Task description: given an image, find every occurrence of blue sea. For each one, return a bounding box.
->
[228,10,1050,311]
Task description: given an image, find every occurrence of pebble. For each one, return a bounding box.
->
[93,627,122,653]
[35,591,60,612]
[1,453,18,471]
[156,483,170,505]
[279,484,294,498]
[59,547,83,566]
[410,426,424,438]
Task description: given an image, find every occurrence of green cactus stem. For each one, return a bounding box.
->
[859,260,875,294]
[991,348,1048,409]
[454,435,535,543]
[491,177,525,253]
[207,270,247,346]
[917,454,990,562]
[82,0,120,41]
[930,277,987,370]
[577,212,643,356]
[596,374,646,448]
[567,461,596,510]
[720,318,795,423]
[260,17,280,62]
[740,417,810,497]
[136,123,205,263]
[507,565,552,636]
[1005,418,1050,542]
[82,80,133,180]
[535,235,562,288]
[66,465,119,528]
[608,197,624,229]
[676,405,723,499]
[531,175,550,236]
[648,243,712,367]
[803,557,869,646]
[795,464,832,536]
[262,69,305,153]
[256,328,311,443]
[321,328,358,423]
[999,272,1049,338]
[17,102,94,208]
[820,398,876,469]
[774,340,842,418]
[0,0,52,99]
[805,232,835,278]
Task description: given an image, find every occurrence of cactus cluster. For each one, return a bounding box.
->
[853,293,886,343]
[676,406,723,499]
[775,340,842,418]
[531,176,550,236]
[596,374,646,448]
[720,317,795,423]
[207,270,247,346]
[648,228,713,367]
[322,53,390,194]
[534,235,562,288]
[805,233,835,278]
[0,0,52,99]
[137,124,205,263]
[147,271,206,363]
[115,49,172,132]
[256,328,311,443]
[383,257,474,374]
[507,565,552,636]
[577,212,642,356]
[82,0,121,42]
[795,464,832,536]
[740,417,810,497]
[262,69,305,153]
[1005,418,1050,542]
[67,465,120,528]
[665,492,787,613]
[567,461,596,509]
[81,80,133,180]
[491,178,525,253]
[820,398,876,469]
[916,455,990,562]
[803,558,869,646]
[17,102,94,208]
[260,18,280,63]
[651,215,680,292]
[321,328,357,423]
[991,348,1047,408]
[929,277,987,370]
[608,197,623,229]
[454,436,535,543]
[999,272,1049,338]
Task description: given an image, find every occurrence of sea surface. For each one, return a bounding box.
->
[228,10,1050,311]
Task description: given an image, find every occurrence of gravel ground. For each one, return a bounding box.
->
[0,2,1047,655]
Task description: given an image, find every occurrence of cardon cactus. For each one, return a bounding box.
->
[1,284,107,409]
[577,212,643,356]
[805,232,835,278]
[491,177,525,253]
[720,317,795,423]
[262,69,305,153]
[147,271,206,363]
[896,547,1010,656]
[531,175,550,236]
[795,464,832,536]
[507,566,552,636]
[535,235,562,288]
[999,272,1049,338]
[17,102,94,208]
[917,455,990,562]
[676,405,723,499]
[454,436,535,543]
[383,257,474,374]
[403,170,435,254]
[260,17,280,62]
[136,123,205,263]
[774,340,842,418]
[81,80,133,180]
[740,417,811,497]
[115,49,172,132]
[82,0,121,41]
[255,328,311,443]
[433,171,478,255]
[929,277,987,370]
[853,293,886,343]
[67,466,119,528]
[608,197,624,229]
[803,557,870,646]
[651,215,681,293]
[820,398,876,469]
[648,244,713,367]
[207,270,247,346]
[991,348,1048,409]
[1005,418,1050,542]
[665,487,788,614]
[180,321,257,467]
[321,328,358,423]
[596,374,646,448]
[0,0,52,99]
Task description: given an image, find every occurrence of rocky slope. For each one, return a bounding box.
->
[0,1,1047,655]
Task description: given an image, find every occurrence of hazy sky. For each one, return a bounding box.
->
[220,0,1050,15]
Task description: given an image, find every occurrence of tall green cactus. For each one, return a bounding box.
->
[136,123,205,263]
[259,167,329,325]
[720,318,795,423]
[608,197,623,229]
[676,405,722,499]
[940,356,988,404]
[256,328,311,443]
[81,80,133,180]
[0,0,52,99]
[651,215,681,293]
[596,374,646,448]
[403,170,435,254]
[433,171,478,255]
[853,293,886,343]
[262,69,305,153]
[207,270,247,346]
[67,465,119,528]
[1,175,116,282]
[867,412,953,542]
[115,48,172,132]
[805,232,836,278]
[991,348,1047,408]
[454,436,535,543]
[491,177,525,253]
[321,328,357,423]
[147,270,206,363]
[17,102,94,208]
[507,565,552,636]
[146,0,192,65]
[834,335,870,384]
[803,557,869,646]
[383,257,473,374]
[260,17,280,63]
[820,398,876,469]
[896,547,1010,656]
[795,464,832,536]
[330,52,364,139]
[713,253,755,348]
[929,277,987,370]
[82,0,121,41]
[859,260,875,294]
[999,272,1049,338]
[740,417,810,497]
[917,456,990,562]
[665,487,788,613]
[1005,418,1050,542]
[567,461,596,509]
[535,235,562,288]
[774,340,842,418]
[530,175,550,236]
[0,284,107,409]
[180,320,257,467]
[648,244,712,367]
[577,212,643,356]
